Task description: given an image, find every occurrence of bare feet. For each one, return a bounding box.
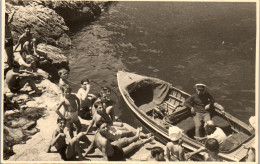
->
[142,136,154,144]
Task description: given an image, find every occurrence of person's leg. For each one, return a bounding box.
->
[23,41,32,55]
[112,127,142,148]
[31,38,37,55]
[66,137,85,160]
[74,119,82,134]
[203,113,211,123]
[66,123,74,139]
[24,78,41,94]
[106,106,115,121]
[122,136,154,156]
[193,113,203,137]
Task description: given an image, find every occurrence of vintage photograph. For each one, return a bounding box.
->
[2,0,258,162]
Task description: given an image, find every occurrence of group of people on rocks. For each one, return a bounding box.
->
[5,10,44,95]
[46,68,154,161]
[4,10,255,162]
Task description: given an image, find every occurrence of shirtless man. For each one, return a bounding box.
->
[13,25,37,56]
[84,122,154,161]
[86,101,150,141]
[58,68,70,88]
[77,78,96,119]
[5,66,41,94]
[166,126,185,161]
[56,85,81,138]
[185,138,222,161]
[92,87,115,121]
[47,118,87,161]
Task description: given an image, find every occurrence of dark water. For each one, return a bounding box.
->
[68,2,256,126]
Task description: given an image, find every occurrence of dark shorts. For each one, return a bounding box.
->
[57,144,76,161]
[9,78,21,93]
[108,145,126,161]
[5,38,13,48]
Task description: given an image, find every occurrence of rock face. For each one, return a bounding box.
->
[6,2,71,49]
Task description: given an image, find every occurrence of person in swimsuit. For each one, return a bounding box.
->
[5,66,41,94]
[166,126,185,161]
[92,87,115,121]
[185,138,222,161]
[76,78,96,119]
[47,118,88,161]
[56,85,81,138]
[84,122,154,161]
[13,25,37,56]
[58,68,70,88]
[86,100,151,141]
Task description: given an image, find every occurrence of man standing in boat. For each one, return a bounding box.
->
[184,83,215,137]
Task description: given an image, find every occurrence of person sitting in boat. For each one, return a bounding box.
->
[184,83,215,137]
[86,100,151,141]
[194,120,227,144]
[165,126,185,161]
[13,25,38,57]
[84,122,154,161]
[185,138,222,161]
[58,68,70,88]
[47,117,88,161]
[76,78,96,120]
[147,146,165,161]
[92,87,116,121]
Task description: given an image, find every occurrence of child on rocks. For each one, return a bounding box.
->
[58,68,70,88]
[147,146,165,161]
[56,85,81,138]
[47,117,87,161]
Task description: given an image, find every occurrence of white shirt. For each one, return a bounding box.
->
[207,127,227,143]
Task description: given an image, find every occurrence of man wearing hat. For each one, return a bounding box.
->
[165,126,185,161]
[184,83,215,137]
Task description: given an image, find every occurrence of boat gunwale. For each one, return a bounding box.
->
[117,71,255,161]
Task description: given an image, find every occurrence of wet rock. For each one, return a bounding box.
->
[6,2,71,49]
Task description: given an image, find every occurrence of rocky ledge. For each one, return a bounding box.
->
[4,0,110,160]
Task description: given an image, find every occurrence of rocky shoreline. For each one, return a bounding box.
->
[3,0,111,160]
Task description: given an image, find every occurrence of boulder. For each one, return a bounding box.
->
[6,2,71,49]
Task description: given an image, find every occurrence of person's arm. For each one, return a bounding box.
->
[75,95,81,112]
[165,143,171,162]
[14,35,22,52]
[178,147,185,161]
[84,139,96,157]
[82,84,91,100]
[185,147,206,160]
[47,130,62,152]
[85,119,95,134]
[55,100,66,119]
[184,96,193,109]
[101,141,109,161]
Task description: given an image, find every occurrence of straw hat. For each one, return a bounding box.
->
[249,116,256,129]
[168,126,183,141]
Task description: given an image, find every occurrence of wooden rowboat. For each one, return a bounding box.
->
[117,71,255,161]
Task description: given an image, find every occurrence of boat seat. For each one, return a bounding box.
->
[219,132,249,152]
[212,115,232,135]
